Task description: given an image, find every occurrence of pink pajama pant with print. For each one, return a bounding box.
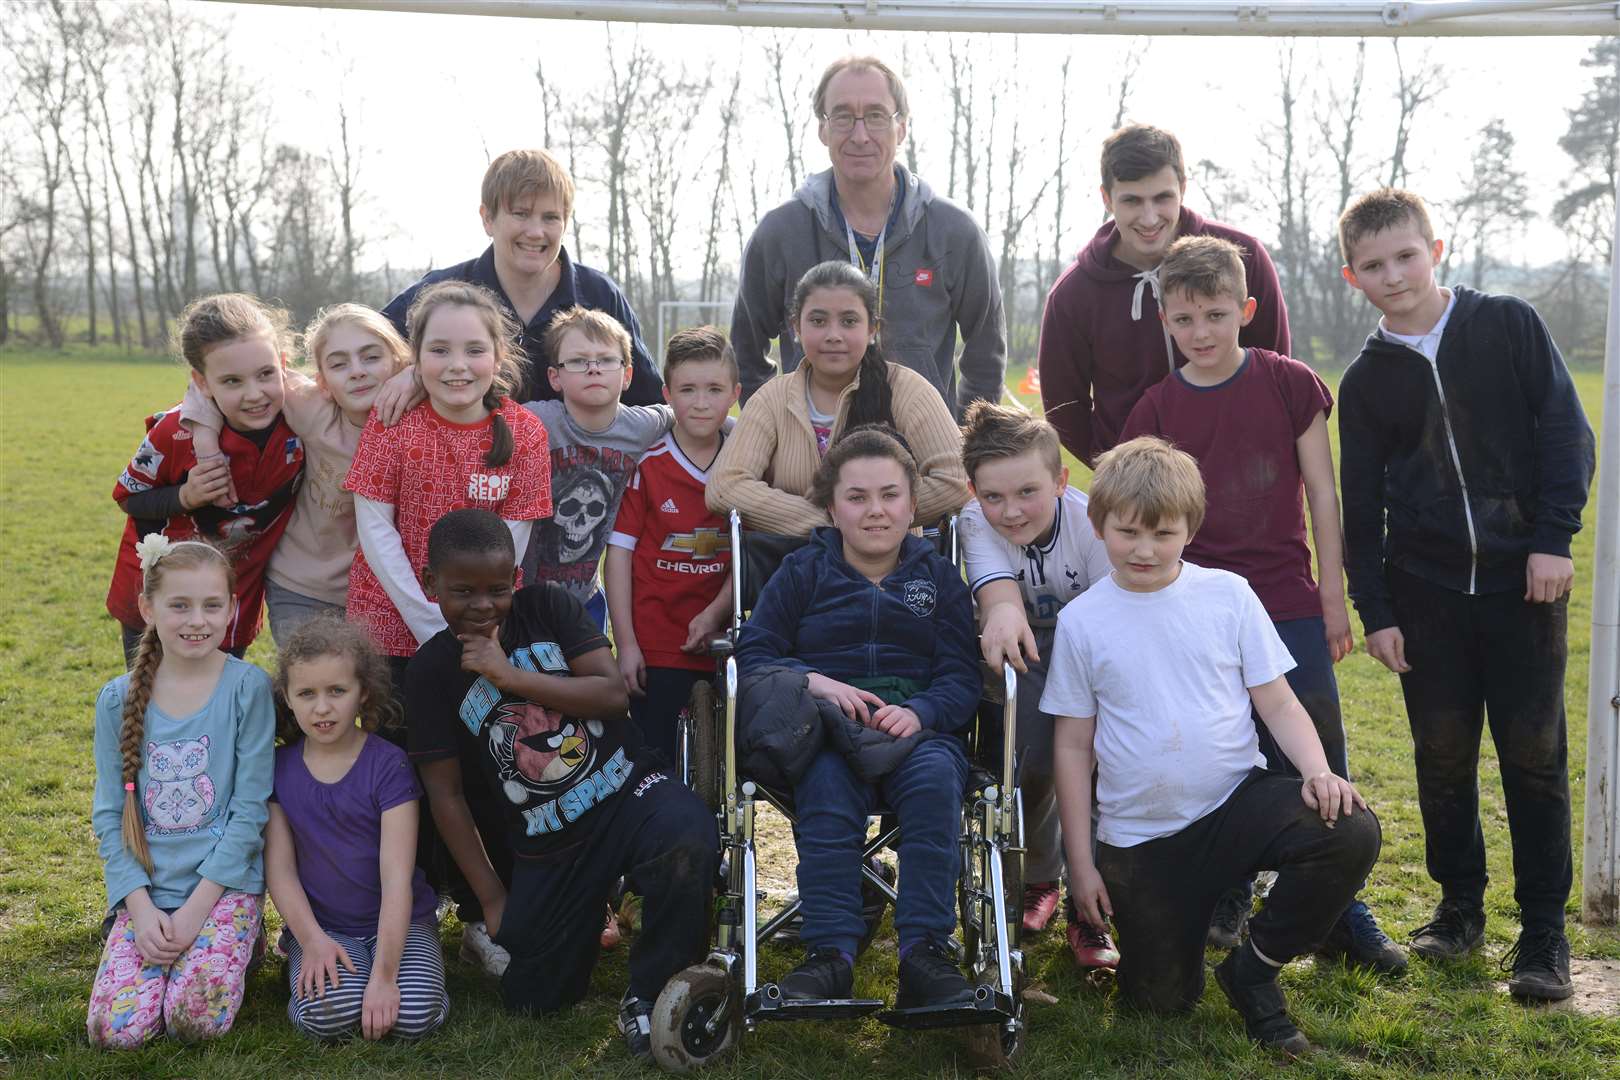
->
[86,891,262,1049]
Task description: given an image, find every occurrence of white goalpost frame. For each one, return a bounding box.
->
[657,299,736,365]
[222,0,1620,924]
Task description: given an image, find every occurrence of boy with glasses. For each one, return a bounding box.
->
[731,55,1006,416]
[521,307,675,633]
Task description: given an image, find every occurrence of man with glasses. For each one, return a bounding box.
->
[732,56,1007,417]
[383,148,664,406]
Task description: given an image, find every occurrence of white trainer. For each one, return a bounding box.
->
[459,920,511,978]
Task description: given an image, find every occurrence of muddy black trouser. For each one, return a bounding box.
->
[497,767,718,1011]
[1099,769,1381,1014]
[1220,615,1360,911]
[1387,565,1572,932]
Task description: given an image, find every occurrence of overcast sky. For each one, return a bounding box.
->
[210,1,1602,274]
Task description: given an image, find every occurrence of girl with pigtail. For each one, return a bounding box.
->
[88,536,276,1050]
[343,280,552,688]
[707,260,969,536]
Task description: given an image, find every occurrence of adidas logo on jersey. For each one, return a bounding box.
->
[659,498,680,514]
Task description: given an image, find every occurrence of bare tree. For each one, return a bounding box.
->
[700,65,744,303]
[763,30,807,192]
[1314,39,1370,364]
[636,63,713,311]
[86,4,152,346]
[1110,39,1147,131]
[63,8,101,345]
[1043,54,1069,291]
[330,98,363,299]
[1260,42,1319,363]
[3,0,78,347]
[1386,41,1447,188]
[594,27,655,311]
[942,36,980,210]
[264,144,343,323]
[1442,119,1532,288]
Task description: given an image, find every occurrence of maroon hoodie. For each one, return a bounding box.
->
[1037,207,1290,467]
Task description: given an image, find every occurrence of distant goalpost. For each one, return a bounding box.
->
[225,0,1620,926]
[657,300,734,363]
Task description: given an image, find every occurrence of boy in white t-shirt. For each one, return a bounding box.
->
[958,403,1116,970]
[1043,437,1380,1057]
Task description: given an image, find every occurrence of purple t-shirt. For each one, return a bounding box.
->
[271,733,437,936]
[1121,348,1333,621]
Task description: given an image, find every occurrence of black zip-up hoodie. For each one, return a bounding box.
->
[1338,286,1595,633]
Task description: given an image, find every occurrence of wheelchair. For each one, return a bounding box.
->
[651,510,1028,1071]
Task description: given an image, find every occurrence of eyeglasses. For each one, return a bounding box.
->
[822,109,900,134]
[555,357,627,373]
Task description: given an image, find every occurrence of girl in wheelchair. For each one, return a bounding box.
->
[734,426,982,1011]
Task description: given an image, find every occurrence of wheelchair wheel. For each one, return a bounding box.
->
[687,679,723,811]
[651,962,739,1072]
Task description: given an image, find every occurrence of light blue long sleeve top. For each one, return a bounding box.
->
[91,656,276,912]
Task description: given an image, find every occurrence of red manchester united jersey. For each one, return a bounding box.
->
[106,406,303,651]
[607,433,730,671]
[344,399,551,656]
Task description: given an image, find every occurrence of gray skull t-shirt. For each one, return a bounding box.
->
[521,400,673,600]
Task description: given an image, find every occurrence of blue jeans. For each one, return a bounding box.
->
[1254,616,1349,779]
[793,738,968,957]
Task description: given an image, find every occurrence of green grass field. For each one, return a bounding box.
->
[1,348,1615,1078]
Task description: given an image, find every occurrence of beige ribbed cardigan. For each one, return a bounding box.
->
[706,361,969,535]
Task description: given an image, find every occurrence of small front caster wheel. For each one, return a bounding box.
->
[651,962,738,1072]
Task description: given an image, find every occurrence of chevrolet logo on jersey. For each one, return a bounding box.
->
[660,527,730,560]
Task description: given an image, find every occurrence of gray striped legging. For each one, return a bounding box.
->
[283,922,449,1040]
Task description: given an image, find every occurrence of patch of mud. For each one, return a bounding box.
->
[1495,959,1620,1017]
[750,803,896,919]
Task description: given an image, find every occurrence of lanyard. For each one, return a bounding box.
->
[844,214,888,328]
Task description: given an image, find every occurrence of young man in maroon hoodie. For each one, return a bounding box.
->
[1038,125,1291,468]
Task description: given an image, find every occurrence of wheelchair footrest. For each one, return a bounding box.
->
[747,985,886,1021]
[875,985,1013,1029]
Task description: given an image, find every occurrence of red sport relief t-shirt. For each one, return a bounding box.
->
[106,406,302,651]
[344,399,552,656]
[606,433,730,672]
[1120,348,1333,620]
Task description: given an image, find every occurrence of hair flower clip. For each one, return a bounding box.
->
[134,533,175,574]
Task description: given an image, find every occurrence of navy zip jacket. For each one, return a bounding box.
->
[735,527,981,734]
[381,245,663,406]
[1338,286,1594,634]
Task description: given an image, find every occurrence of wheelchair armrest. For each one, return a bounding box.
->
[707,634,736,658]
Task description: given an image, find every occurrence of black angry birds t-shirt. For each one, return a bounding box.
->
[406,583,639,859]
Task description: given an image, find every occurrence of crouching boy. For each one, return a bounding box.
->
[1046,438,1380,1056]
[406,508,717,1063]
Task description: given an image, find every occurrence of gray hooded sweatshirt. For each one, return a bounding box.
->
[730,164,1007,416]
